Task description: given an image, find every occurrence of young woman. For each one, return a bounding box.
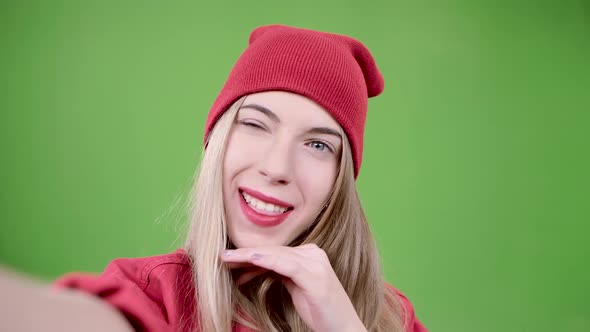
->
[1,25,427,332]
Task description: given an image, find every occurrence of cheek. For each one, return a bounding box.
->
[296,157,338,211]
[223,131,262,176]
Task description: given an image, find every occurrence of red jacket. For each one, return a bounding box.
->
[55,250,427,332]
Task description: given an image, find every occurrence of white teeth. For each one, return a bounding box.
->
[241,191,288,213]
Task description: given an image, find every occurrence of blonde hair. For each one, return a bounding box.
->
[184,96,405,331]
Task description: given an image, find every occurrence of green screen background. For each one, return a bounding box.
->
[1,1,589,331]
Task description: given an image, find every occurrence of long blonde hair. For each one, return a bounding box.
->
[184,96,405,332]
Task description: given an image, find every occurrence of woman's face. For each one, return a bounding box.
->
[223,91,342,248]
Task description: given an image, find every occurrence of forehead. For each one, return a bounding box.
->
[241,91,341,129]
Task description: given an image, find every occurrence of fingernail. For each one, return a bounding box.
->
[223,250,233,257]
[251,253,264,261]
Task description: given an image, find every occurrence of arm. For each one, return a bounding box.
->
[0,265,133,332]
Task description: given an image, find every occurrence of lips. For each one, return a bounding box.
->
[238,187,294,227]
[240,187,293,209]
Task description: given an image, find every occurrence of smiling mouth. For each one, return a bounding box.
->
[239,190,294,215]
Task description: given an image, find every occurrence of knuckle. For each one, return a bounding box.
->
[301,243,319,249]
[313,247,328,259]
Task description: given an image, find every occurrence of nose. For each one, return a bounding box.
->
[258,139,293,185]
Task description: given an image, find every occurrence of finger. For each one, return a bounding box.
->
[282,277,296,294]
[281,277,314,321]
[220,250,258,267]
[245,251,311,286]
[220,249,251,262]
[221,247,315,287]
[221,247,307,261]
[298,243,319,249]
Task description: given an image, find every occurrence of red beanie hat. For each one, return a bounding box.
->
[204,25,384,178]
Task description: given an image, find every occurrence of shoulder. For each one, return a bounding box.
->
[105,249,190,288]
[54,249,194,332]
[56,249,190,291]
[384,283,428,332]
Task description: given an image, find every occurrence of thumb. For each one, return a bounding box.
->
[282,278,297,294]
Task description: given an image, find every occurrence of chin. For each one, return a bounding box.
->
[234,239,280,248]
[229,234,286,249]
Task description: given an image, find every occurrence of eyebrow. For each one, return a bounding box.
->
[307,127,342,141]
[240,103,342,141]
[240,104,280,123]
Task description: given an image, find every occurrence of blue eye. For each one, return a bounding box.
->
[308,141,332,153]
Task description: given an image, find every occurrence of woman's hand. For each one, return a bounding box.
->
[220,243,367,332]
